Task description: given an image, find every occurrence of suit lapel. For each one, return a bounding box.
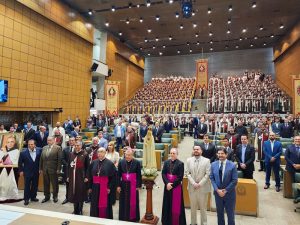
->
[26,149,34,162]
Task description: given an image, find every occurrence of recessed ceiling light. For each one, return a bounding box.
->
[250,44,254,47]
[195,33,199,37]
[144,38,148,42]
[208,8,212,14]
[259,26,264,31]
[192,10,195,16]
[128,3,132,8]
[225,45,229,49]
[147,29,152,33]
[239,37,243,41]
[270,34,274,38]
[242,28,247,33]
[153,45,156,49]
[227,29,231,34]
[208,21,212,26]
[156,15,160,21]
[169,35,172,40]
[279,24,284,29]
[187,42,190,46]
[126,18,130,24]
[210,47,213,51]
[228,5,233,12]
[111,6,116,12]
[189,49,193,53]
[193,23,197,28]
[263,42,266,46]
[210,40,213,44]
[119,32,122,36]
[163,45,166,48]
[88,9,93,15]
[227,19,231,24]
[252,2,257,8]
[175,12,179,18]
[169,0,174,4]
[209,32,213,36]
[159,52,163,56]
[148,53,151,56]
[105,22,109,27]
[155,37,159,41]
[197,41,200,45]
[236,45,239,49]
[254,36,258,39]
[177,50,181,54]
[146,0,151,7]
[137,4,140,8]
[140,47,143,51]
[139,17,143,23]
[180,24,184,29]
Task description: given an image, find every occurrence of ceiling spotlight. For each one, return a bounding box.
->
[193,23,197,28]
[195,33,199,37]
[148,53,151,56]
[139,17,143,23]
[228,5,233,12]
[259,26,264,31]
[147,29,152,33]
[270,34,274,38]
[140,47,143,50]
[180,24,184,29]
[155,37,159,41]
[175,12,179,18]
[239,37,243,41]
[155,15,160,21]
[236,45,239,49]
[146,0,151,7]
[210,47,213,51]
[169,36,173,40]
[169,0,174,4]
[105,22,109,27]
[137,4,140,8]
[210,40,213,44]
[227,29,231,34]
[225,45,229,49]
[227,19,231,24]
[250,44,254,47]
[252,2,257,8]
[88,9,93,15]
[177,50,181,54]
[189,49,193,53]
[126,18,130,24]
[128,3,132,8]
[182,0,193,18]
[197,41,200,45]
[242,28,247,33]
[279,24,284,29]
[263,42,266,46]
[119,32,122,36]
[153,45,156,49]
[209,32,213,36]
[208,21,212,26]
[111,6,116,12]
[163,45,166,48]
[144,38,148,42]
[187,42,190,46]
[159,52,163,56]
[192,10,195,16]
[208,8,212,14]
[254,36,258,39]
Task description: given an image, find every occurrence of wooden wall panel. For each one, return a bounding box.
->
[106,34,144,108]
[0,0,93,124]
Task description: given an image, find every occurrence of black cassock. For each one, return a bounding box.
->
[118,159,142,222]
[161,159,186,225]
[88,158,116,219]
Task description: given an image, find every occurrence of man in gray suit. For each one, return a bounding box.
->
[39,136,62,203]
[186,145,211,225]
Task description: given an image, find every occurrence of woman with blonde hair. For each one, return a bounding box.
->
[106,141,120,168]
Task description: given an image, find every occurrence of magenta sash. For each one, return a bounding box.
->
[93,176,108,218]
[122,173,137,220]
[167,173,181,225]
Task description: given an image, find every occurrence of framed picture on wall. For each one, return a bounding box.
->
[0,133,24,168]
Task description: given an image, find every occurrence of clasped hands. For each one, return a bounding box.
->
[167,183,173,191]
[216,189,227,197]
[193,182,201,189]
[240,163,246,169]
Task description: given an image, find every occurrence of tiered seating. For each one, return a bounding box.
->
[124,76,196,114]
[207,71,291,113]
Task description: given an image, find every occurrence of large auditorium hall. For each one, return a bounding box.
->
[1,1,300,225]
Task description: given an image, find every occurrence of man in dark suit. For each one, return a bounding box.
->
[271,117,282,135]
[18,139,42,205]
[210,148,238,225]
[34,126,48,148]
[280,118,294,138]
[61,137,75,204]
[234,121,248,144]
[62,120,73,135]
[70,126,80,138]
[152,122,164,143]
[164,116,174,133]
[200,134,216,163]
[263,132,282,192]
[223,138,235,161]
[23,121,35,148]
[285,136,300,183]
[193,115,200,139]
[39,136,62,203]
[236,135,255,179]
[196,117,208,139]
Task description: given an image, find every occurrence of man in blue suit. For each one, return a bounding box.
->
[34,126,48,148]
[18,139,42,205]
[263,132,282,192]
[114,120,126,152]
[210,148,238,225]
[285,136,300,182]
[271,117,282,135]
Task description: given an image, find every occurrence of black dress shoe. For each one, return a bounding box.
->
[24,200,29,206]
[264,184,270,189]
[276,187,280,192]
[62,199,68,204]
[41,198,50,203]
[31,198,39,202]
[53,198,58,203]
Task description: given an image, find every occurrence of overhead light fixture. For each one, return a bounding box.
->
[208,7,212,14]
[159,52,163,56]
[177,50,181,54]
[228,5,233,12]
[169,35,173,40]
[126,18,130,24]
[169,0,174,4]
[263,42,266,46]
[208,21,212,26]
[195,33,199,37]
[193,23,197,28]
[180,24,184,29]
[227,29,231,34]
[225,45,229,49]
[163,45,166,48]
[259,26,264,31]
[119,32,122,36]
[175,12,179,18]
[279,24,284,29]
[250,44,254,47]
[254,36,258,40]
[197,41,200,45]
[137,4,140,8]
[210,47,213,51]
[192,10,195,16]
[236,45,239,49]
[252,2,257,8]
[146,0,151,7]
[187,42,190,46]
[242,28,247,33]
[88,9,93,16]
[189,49,193,53]
[239,37,243,41]
[155,37,159,41]
[210,40,213,44]
[105,22,109,27]
[144,38,148,42]
[156,15,160,21]
[147,29,152,33]
[209,32,213,36]
[148,53,151,56]
[111,6,116,12]
[153,45,156,49]
[270,34,274,38]
[182,0,193,18]
[128,3,132,8]
[227,19,231,24]
[140,47,143,50]
[139,17,143,23]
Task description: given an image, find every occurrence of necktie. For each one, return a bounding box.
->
[46,146,51,157]
[219,162,223,184]
[206,143,208,150]
[41,132,44,139]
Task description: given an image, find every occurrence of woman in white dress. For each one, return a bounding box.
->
[106,141,120,168]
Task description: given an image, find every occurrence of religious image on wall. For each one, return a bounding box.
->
[0,133,24,167]
[294,78,300,115]
[105,80,120,116]
[196,59,208,89]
